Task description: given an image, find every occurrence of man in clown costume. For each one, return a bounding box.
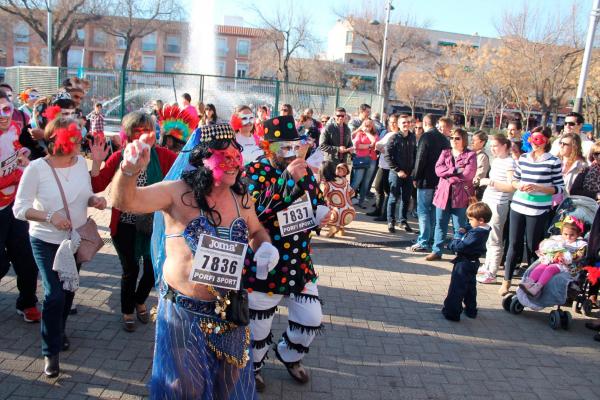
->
[242,115,330,391]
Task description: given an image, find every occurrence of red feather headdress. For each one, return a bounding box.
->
[158,105,200,143]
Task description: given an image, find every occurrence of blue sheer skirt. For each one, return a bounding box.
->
[150,284,257,400]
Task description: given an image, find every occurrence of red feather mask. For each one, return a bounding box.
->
[51,123,81,155]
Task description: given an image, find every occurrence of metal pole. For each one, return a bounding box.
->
[574,0,600,114]
[378,1,392,114]
[47,10,53,66]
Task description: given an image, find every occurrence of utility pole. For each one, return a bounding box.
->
[378,0,392,115]
[47,9,53,66]
[573,0,600,114]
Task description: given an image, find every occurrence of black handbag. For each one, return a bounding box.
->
[226,289,250,326]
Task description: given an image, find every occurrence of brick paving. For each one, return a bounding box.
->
[1,203,600,399]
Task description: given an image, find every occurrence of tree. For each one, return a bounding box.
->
[394,70,433,117]
[249,1,319,82]
[288,57,346,87]
[0,0,105,67]
[339,1,427,111]
[496,4,583,126]
[100,0,182,71]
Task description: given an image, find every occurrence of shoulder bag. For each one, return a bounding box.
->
[45,159,104,263]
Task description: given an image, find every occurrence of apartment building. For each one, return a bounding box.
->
[0,14,266,77]
[326,19,502,92]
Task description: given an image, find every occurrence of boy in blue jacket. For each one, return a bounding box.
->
[442,202,492,321]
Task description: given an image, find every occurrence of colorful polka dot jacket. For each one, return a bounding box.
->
[242,157,325,296]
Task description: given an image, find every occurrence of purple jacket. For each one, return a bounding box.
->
[433,149,477,210]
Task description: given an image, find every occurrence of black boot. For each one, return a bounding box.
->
[44,354,59,377]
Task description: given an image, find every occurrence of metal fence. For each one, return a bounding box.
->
[4,66,383,122]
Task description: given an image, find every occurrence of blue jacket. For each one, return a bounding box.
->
[448,226,491,260]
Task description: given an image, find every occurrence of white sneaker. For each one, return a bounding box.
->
[476,267,487,276]
[477,272,496,284]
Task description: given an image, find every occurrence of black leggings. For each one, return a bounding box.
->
[112,222,155,314]
[504,209,549,281]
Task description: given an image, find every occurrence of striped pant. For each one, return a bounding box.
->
[249,282,323,370]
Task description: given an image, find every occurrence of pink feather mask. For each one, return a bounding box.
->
[203,147,243,185]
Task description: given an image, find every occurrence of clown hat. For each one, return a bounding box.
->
[158,104,200,143]
[262,115,299,142]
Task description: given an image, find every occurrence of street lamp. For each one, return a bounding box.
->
[574,0,600,114]
[370,1,393,114]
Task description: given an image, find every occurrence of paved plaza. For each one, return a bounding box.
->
[1,204,599,400]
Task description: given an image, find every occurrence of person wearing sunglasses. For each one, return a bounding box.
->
[556,133,586,196]
[231,104,263,165]
[428,128,477,262]
[0,89,42,327]
[551,112,593,159]
[90,111,177,332]
[319,107,354,167]
[502,126,564,295]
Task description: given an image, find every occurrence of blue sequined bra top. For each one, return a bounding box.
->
[165,190,249,252]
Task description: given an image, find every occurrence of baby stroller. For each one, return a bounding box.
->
[502,260,583,330]
[502,196,598,329]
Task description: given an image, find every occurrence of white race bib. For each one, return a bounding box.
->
[189,234,248,290]
[276,192,316,237]
[0,151,18,178]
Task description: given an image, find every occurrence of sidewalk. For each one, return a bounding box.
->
[1,205,599,399]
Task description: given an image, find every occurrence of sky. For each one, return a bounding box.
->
[189,0,590,43]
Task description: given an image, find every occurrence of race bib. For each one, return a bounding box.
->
[0,151,18,178]
[276,192,316,237]
[189,234,248,290]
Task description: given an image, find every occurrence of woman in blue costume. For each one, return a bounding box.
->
[112,123,278,399]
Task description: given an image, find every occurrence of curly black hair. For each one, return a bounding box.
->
[181,139,249,226]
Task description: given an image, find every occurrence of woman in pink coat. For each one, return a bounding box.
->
[427,128,477,261]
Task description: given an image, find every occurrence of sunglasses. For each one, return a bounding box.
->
[0,104,14,117]
[565,121,578,127]
[559,141,572,147]
[335,114,345,118]
[450,136,462,141]
[415,127,424,130]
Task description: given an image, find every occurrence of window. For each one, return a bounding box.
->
[164,56,179,72]
[165,34,181,53]
[236,62,249,78]
[75,28,85,45]
[115,53,124,69]
[13,22,29,43]
[142,32,157,52]
[216,61,226,76]
[237,39,250,57]
[142,55,156,71]
[93,29,106,46]
[13,46,29,65]
[67,49,83,68]
[92,52,106,68]
[437,40,457,47]
[345,31,354,46]
[116,37,127,50]
[217,37,228,57]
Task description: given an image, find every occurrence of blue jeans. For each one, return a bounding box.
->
[387,173,412,223]
[350,159,376,205]
[30,236,78,356]
[416,189,435,248]
[432,207,468,255]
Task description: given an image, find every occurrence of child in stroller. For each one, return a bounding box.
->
[519,216,587,297]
